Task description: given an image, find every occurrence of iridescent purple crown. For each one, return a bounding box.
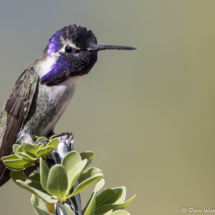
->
[47,25,97,56]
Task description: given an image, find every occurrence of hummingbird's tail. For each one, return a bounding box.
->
[0,138,13,186]
[0,164,11,186]
[0,132,13,186]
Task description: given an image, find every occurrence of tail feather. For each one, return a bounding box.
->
[0,162,11,186]
[0,137,13,187]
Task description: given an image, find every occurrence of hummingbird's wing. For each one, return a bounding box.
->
[0,67,39,186]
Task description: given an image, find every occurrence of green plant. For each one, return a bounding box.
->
[1,136,59,171]
[1,137,135,215]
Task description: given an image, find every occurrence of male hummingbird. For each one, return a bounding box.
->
[0,24,135,186]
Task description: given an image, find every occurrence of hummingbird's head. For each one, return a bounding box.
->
[40,25,135,85]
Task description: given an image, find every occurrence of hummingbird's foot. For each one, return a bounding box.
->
[61,132,74,139]
[40,139,49,143]
[51,132,74,140]
[39,139,49,146]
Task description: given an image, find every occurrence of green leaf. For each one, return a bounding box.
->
[110,210,130,215]
[96,188,124,208]
[27,174,47,192]
[33,135,40,142]
[1,154,19,162]
[4,159,34,170]
[47,165,68,201]
[17,152,37,161]
[46,203,55,214]
[95,195,136,215]
[39,145,45,149]
[103,210,113,215]
[85,192,96,215]
[62,151,81,176]
[115,187,126,204]
[36,143,42,147]
[15,180,56,203]
[66,159,88,193]
[80,167,102,183]
[11,171,26,182]
[21,142,39,155]
[69,172,103,198]
[40,158,49,192]
[31,195,50,215]
[94,179,105,193]
[17,145,24,153]
[47,139,59,149]
[11,171,46,193]
[65,204,75,215]
[13,144,20,155]
[80,151,94,168]
[35,146,55,157]
[49,134,62,140]
[17,144,37,160]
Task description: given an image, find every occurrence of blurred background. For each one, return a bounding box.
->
[1,0,215,214]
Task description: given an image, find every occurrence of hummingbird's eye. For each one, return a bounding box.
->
[65,46,73,53]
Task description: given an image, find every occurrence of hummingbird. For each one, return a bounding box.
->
[0,24,135,186]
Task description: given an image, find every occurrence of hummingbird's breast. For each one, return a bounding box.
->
[17,54,85,142]
[21,75,83,138]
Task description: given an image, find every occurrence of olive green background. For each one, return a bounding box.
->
[1,0,215,214]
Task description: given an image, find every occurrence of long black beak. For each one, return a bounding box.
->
[87,45,136,52]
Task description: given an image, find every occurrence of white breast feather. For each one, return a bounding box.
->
[38,55,57,78]
[36,54,83,135]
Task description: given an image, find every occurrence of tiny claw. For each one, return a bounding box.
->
[40,139,49,146]
[61,132,74,138]
[40,139,49,143]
